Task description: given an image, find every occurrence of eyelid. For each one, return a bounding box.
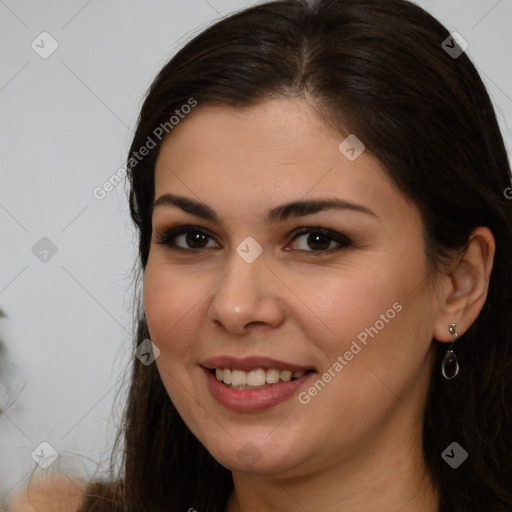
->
[153,225,219,249]
[153,224,353,253]
[290,226,352,247]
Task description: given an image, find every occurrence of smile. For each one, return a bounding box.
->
[213,367,308,389]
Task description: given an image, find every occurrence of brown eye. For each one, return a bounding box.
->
[182,231,210,249]
[289,228,352,253]
[154,226,218,250]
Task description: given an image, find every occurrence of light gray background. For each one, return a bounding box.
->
[1,0,511,504]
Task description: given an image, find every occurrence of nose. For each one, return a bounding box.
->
[207,251,286,335]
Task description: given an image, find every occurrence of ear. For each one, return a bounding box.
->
[433,226,495,343]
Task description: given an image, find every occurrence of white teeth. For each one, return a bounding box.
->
[213,367,308,388]
[266,368,280,384]
[231,370,247,387]
[247,369,266,387]
[280,370,292,382]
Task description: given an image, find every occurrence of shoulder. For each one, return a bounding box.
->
[8,474,87,512]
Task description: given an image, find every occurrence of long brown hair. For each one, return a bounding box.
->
[78,1,512,510]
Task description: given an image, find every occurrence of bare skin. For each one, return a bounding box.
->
[8,474,86,512]
[143,98,494,512]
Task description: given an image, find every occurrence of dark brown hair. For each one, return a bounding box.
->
[78,1,512,510]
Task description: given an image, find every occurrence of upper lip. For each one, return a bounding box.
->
[201,356,315,373]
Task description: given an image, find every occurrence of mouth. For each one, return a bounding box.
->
[200,356,316,411]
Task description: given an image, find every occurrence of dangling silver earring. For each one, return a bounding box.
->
[442,322,459,379]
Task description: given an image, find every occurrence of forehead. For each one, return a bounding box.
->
[153,98,410,223]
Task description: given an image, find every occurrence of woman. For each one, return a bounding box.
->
[74,0,512,510]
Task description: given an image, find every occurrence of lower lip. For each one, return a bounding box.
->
[202,367,315,411]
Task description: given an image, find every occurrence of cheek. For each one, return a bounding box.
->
[299,250,431,383]
[143,261,202,352]
[143,263,204,411]
[298,266,403,349]
[318,275,433,402]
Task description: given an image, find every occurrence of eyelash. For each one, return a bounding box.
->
[153,225,353,255]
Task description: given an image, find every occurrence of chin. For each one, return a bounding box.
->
[199,427,305,475]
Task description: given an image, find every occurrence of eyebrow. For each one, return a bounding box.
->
[153,193,378,223]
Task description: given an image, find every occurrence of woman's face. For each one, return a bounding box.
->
[144,98,442,477]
